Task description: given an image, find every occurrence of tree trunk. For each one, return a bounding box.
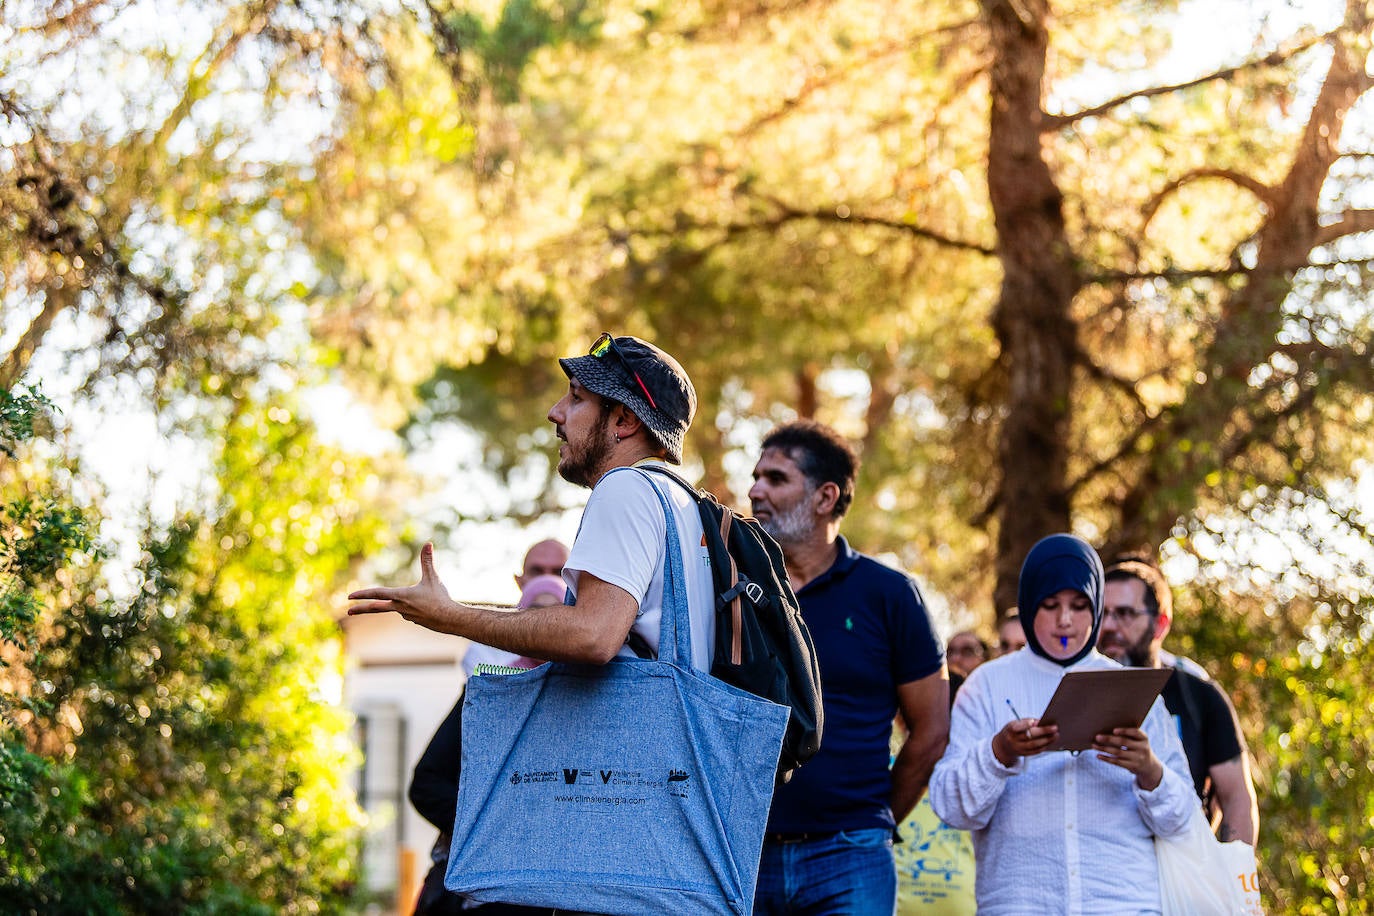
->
[983,0,1083,609]
[796,362,819,419]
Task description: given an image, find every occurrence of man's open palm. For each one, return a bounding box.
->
[347,542,454,629]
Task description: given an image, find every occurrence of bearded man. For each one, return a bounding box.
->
[747,420,949,916]
[1098,558,1258,845]
[350,332,714,914]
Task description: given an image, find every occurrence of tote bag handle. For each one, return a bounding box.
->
[603,465,695,668]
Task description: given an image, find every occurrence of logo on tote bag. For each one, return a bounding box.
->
[508,770,557,786]
[667,768,691,798]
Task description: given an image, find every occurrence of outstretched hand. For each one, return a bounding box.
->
[1092,727,1164,790]
[347,543,458,634]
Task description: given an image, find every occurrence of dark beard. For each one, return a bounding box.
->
[557,409,614,489]
[1103,626,1153,667]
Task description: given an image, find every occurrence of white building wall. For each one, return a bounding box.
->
[342,613,471,912]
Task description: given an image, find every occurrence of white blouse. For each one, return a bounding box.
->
[930,648,1195,915]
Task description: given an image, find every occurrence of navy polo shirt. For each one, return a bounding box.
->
[766,536,944,834]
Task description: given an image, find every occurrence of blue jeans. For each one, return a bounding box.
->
[753,828,897,916]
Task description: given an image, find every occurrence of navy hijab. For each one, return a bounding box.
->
[1016,533,1105,667]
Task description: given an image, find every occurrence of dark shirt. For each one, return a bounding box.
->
[410,690,464,831]
[766,537,944,834]
[1161,668,1244,805]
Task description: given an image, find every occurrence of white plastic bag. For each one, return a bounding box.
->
[1156,807,1263,915]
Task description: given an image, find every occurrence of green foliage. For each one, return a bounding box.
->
[0,391,391,912]
[0,385,92,829]
[1259,643,1374,913]
[442,0,605,103]
[0,492,92,650]
[0,387,48,458]
[1168,486,1374,915]
[4,1,1373,911]
[1177,581,1374,915]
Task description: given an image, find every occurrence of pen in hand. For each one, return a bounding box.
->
[1006,698,1028,736]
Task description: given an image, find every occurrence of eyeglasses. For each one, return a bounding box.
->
[1103,605,1152,624]
[589,332,657,409]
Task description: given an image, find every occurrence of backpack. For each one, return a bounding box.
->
[635,465,823,782]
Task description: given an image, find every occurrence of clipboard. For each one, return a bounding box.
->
[1036,667,1173,752]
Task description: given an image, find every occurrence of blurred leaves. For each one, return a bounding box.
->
[0,387,391,911]
[1177,578,1374,914]
[1,0,1373,911]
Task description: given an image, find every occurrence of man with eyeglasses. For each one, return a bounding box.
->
[1097,558,1259,845]
[946,630,988,679]
[350,332,715,913]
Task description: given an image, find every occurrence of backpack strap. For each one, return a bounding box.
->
[1170,667,1214,807]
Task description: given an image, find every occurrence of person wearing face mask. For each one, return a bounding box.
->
[929,534,1195,915]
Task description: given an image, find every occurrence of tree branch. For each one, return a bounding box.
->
[625,195,997,257]
[734,17,982,138]
[1063,343,1164,499]
[746,195,997,254]
[1045,31,1331,130]
[109,5,274,223]
[1109,332,1371,549]
[1065,414,1160,501]
[1270,339,1370,368]
[1076,349,1154,415]
[1084,256,1374,286]
[0,285,75,391]
[1140,168,1274,230]
[735,37,914,138]
[1314,209,1374,248]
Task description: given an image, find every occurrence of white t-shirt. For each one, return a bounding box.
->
[563,462,715,672]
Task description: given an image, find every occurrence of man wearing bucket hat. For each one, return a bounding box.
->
[349,333,720,913]
[348,330,715,670]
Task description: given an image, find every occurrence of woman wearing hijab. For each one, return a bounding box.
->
[929,534,1195,915]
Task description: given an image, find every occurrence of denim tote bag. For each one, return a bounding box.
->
[446,472,789,915]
